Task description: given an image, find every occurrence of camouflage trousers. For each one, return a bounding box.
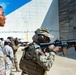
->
[14,53,19,70]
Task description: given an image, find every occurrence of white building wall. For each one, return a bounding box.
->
[0,0,59,42]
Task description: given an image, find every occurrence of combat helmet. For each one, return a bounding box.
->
[35,28,51,43]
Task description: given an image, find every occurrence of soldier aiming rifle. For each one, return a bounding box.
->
[19,28,61,75]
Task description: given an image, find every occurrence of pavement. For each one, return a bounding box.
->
[12,47,76,75]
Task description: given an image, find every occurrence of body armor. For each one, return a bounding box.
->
[19,43,45,75]
[20,57,45,75]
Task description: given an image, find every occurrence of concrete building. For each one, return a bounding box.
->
[58,0,76,40]
[0,0,59,42]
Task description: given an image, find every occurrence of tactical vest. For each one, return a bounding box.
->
[20,58,45,75]
[19,43,45,75]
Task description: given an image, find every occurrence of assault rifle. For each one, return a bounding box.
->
[40,39,76,56]
[40,40,68,48]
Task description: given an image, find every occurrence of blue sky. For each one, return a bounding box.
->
[0,0,31,15]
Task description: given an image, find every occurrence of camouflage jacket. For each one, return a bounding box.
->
[25,42,56,71]
[0,48,5,75]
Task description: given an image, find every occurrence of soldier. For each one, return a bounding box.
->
[13,38,20,72]
[2,39,14,75]
[7,37,20,72]
[0,38,4,49]
[0,5,6,75]
[19,28,61,75]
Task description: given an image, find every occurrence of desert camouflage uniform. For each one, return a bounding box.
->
[11,38,20,72]
[0,47,5,75]
[20,42,56,75]
[19,28,56,75]
[7,37,20,74]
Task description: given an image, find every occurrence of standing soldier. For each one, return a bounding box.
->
[2,39,14,75]
[13,37,20,72]
[0,5,6,75]
[0,38,4,49]
[19,28,61,75]
[7,37,20,72]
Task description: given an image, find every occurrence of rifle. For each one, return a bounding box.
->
[40,39,76,56]
[40,41,68,48]
[39,41,67,55]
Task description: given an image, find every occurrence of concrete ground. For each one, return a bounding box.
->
[12,47,76,75]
